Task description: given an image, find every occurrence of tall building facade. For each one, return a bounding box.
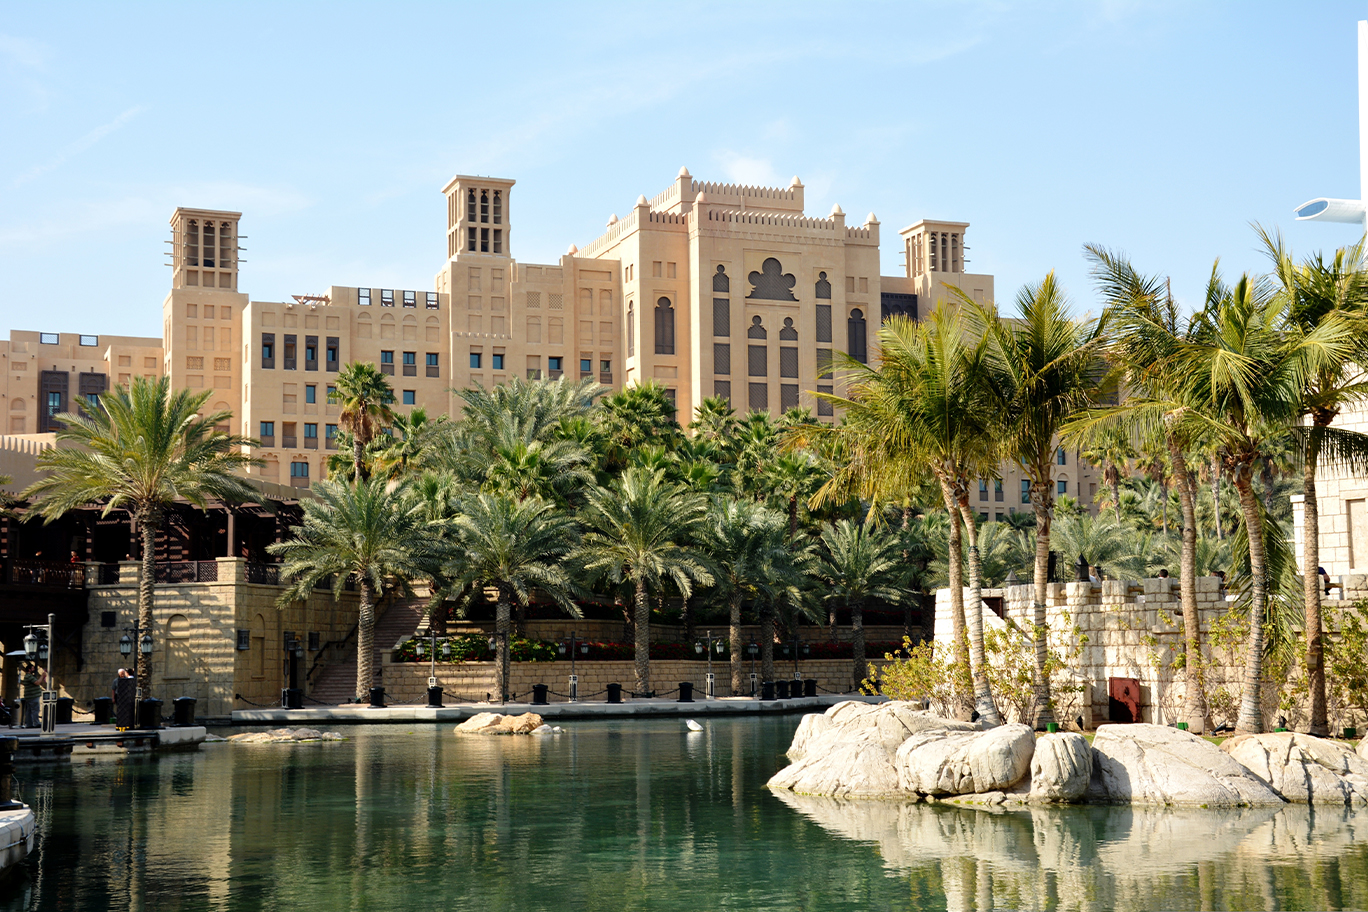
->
[2,167,1099,510]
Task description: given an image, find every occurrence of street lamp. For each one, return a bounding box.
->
[23,613,55,733]
[117,624,154,702]
[415,628,450,707]
[694,630,724,698]
[558,631,588,701]
[281,632,304,708]
[747,643,758,697]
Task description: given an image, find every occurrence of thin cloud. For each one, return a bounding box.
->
[713,152,783,188]
[13,105,147,186]
[0,33,48,70]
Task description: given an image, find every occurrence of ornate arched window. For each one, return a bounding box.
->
[654,297,675,355]
[847,309,867,364]
[815,271,831,299]
[713,265,729,293]
[627,301,635,357]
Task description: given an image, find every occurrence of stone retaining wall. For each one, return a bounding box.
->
[373,657,878,705]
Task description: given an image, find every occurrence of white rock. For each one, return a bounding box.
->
[321,732,343,741]
[552,726,564,733]
[455,712,508,734]
[788,701,977,761]
[896,723,1035,796]
[1030,732,1093,802]
[1222,732,1368,805]
[1087,723,1284,807]
[767,728,904,797]
[290,728,324,741]
[531,724,554,735]
[1359,738,1368,763]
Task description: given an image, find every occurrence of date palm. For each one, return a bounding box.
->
[1260,227,1368,736]
[271,476,445,703]
[23,376,257,700]
[966,275,1106,729]
[704,499,790,694]
[440,492,581,703]
[334,362,395,482]
[817,520,904,689]
[575,467,712,695]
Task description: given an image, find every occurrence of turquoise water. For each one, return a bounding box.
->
[3,717,1368,911]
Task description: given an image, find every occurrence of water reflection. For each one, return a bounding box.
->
[773,791,1368,911]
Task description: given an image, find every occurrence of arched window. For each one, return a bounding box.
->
[467,189,476,223]
[847,309,867,364]
[627,301,635,357]
[747,316,767,340]
[815,271,831,299]
[779,317,798,341]
[713,265,729,293]
[480,190,489,223]
[492,190,502,224]
[654,297,675,355]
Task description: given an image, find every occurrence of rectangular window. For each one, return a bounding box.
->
[380,289,395,307]
[304,335,318,371]
[402,390,416,405]
[995,480,1004,502]
[1057,479,1068,495]
[325,423,338,439]
[548,356,563,372]
[779,347,798,378]
[714,380,731,402]
[283,334,297,370]
[470,353,483,369]
[713,343,731,375]
[1022,480,1031,504]
[481,228,489,252]
[380,350,394,375]
[358,288,371,306]
[260,421,275,438]
[580,358,592,374]
[403,351,417,376]
[304,423,318,438]
[817,348,833,380]
[492,353,505,370]
[261,333,275,369]
[748,345,767,377]
[1057,447,1067,466]
[426,352,440,377]
[816,305,832,343]
[979,480,988,502]
[713,298,730,337]
[817,385,833,417]
[468,227,477,252]
[493,230,503,254]
[327,385,337,403]
[600,360,611,373]
[290,461,309,478]
[305,385,316,404]
[39,333,58,345]
[780,384,799,410]
[79,335,98,347]
[402,290,416,308]
[748,382,768,411]
[326,337,339,370]
[426,292,439,310]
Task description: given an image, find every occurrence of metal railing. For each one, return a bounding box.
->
[6,560,85,588]
[245,563,280,585]
[155,561,220,583]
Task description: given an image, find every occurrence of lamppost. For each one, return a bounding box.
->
[22,613,54,733]
[118,625,154,701]
[694,630,724,698]
[414,629,450,707]
[558,631,588,701]
[785,635,809,682]
[747,643,758,697]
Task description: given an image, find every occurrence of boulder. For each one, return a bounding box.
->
[767,728,905,797]
[1222,732,1368,805]
[504,712,544,734]
[290,728,324,741]
[530,724,554,735]
[1087,723,1284,807]
[896,723,1035,796]
[455,713,508,734]
[1030,732,1093,802]
[1359,738,1368,763]
[787,701,978,761]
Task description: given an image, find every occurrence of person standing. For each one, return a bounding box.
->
[20,663,42,729]
[113,668,136,731]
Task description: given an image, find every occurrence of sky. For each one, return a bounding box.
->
[3,1,1368,338]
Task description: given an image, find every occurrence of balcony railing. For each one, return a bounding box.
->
[6,560,85,588]
[380,364,394,375]
[155,561,219,583]
[260,435,275,448]
[246,563,280,585]
[426,366,440,378]
[548,369,563,380]
[304,437,318,449]
[282,436,298,448]
[403,364,416,376]
[599,371,613,384]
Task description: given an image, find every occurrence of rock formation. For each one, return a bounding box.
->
[1222,732,1368,805]
[454,712,545,735]
[1086,723,1283,806]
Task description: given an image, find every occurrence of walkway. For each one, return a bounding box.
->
[232,692,882,724]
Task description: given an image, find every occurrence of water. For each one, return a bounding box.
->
[3,718,1368,911]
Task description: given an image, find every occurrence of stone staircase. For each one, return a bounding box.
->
[307,598,427,705]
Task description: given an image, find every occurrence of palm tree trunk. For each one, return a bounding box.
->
[1030,481,1056,730]
[828,595,838,641]
[495,591,512,704]
[137,515,159,701]
[357,577,377,703]
[1211,454,1223,540]
[1167,440,1209,733]
[938,479,972,717]
[681,593,695,644]
[354,434,366,484]
[1233,462,1266,734]
[634,579,650,696]
[1109,467,1122,524]
[957,497,1001,725]
[851,596,867,690]
[1303,446,1329,736]
[760,603,775,685]
[729,591,744,695]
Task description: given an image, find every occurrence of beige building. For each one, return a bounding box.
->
[2,167,1098,510]
[1294,400,1368,578]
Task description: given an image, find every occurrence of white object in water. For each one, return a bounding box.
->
[686,719,703,732]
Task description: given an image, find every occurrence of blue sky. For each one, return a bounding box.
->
[3,1,1367,337]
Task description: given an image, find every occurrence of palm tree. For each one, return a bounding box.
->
[334,362,395,482]
[597,382,683,471]
[483,414,595,504]
[575,467,712,695]
[1080,427,1135,521]
[271,476,444,702]
[689,396,740,449]
[967,275,1106,729]
[762,451,824,540]
[817,520,904,689]
[23,376,257,699]
[370,407,447,481]
[441,492,581,703]
[703,499,789,694]
[1260,227,1368,736]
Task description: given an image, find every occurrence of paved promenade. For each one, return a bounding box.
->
[232,693,881,725]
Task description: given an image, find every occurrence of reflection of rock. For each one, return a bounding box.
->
[1088,724,1284,806]
[787,701,977,761]
[1222,732,1368,804]
[1030,732,1092,802]
[896,724,1034,796]
[454,712,545,735]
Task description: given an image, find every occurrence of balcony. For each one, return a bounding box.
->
[283,436,298,448]
[526,369,542,380]
[259,435,275,448]
[426,366,440,378]
[304,437,318,449]
[245,562,281,585]
[5,559,85,588]
[580,371,594,381]
[548,369,563,380]
[380,363,394,375]
[599,371,613,385]
[403,364,416,377]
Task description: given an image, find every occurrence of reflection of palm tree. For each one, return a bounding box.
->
[970,277,1105,728]
[1261,227,1368,736]
[271,476,444,702]
[25,376,257,699]
[576,468,712,694]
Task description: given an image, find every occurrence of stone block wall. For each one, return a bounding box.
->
[374,657,877,704]
[51,558,358,719]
